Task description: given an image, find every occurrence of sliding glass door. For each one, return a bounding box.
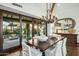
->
[22,21,32,41]
[26,23,32,40]
[33,24,41,36]
[2,17,46,50]
[3,17,20,50]
[22,22,27,41]
[39,22,47,36]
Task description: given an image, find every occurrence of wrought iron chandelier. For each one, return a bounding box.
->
[41,3,56,23]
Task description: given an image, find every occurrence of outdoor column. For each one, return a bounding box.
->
[46,23,47,36]
[19,15,22,46]
[32,21,34,37]
[19,15,22,56]
[0,10,3,54]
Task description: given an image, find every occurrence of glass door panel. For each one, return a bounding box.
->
[22,21,32,41]
[22,22,27,41]
[40,23,47,36]
[26,23,32,40]
[33,24,41,36]
[3,17,20,50]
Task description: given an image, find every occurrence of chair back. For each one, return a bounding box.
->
[30,47,42,56]
[55,40,63,56]
[62,38,67,56]
[22,41,42,56]
[45,37,67,56]
[22,42,31,56]
[62,38,67,47]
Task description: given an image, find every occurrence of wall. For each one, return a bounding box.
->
[54,3,79,43]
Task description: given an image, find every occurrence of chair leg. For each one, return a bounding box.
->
[42,52,45,56]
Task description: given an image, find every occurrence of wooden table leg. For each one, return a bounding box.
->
[42,51,45,56]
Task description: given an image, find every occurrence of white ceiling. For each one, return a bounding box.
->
[20,3,79,19]
[1,3,79,19]
[55,3,79,19]
[19,3,79,19]
[56,3,79,9]
[20,3,47,18]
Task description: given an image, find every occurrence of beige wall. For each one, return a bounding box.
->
[54,3,79,34]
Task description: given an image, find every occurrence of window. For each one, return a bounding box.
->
[3,17,20,49]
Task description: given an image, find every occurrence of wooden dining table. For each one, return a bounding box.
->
[26,36,65,56]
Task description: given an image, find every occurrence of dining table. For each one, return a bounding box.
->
[26,36,65,56]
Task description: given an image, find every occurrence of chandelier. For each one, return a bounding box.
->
[41,3,56,23]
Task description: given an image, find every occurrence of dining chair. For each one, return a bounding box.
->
[30,47,42,56]
[22,41,42,56]
[22,42,31,56]
[62,38,67,56]
[45,40,63,56]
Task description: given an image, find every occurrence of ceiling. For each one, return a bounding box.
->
[55,3,79,18]
[0,3,79,19]
[19,3,79,19]
[19,3,47,18]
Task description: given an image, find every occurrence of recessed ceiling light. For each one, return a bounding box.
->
[57,4,61,7]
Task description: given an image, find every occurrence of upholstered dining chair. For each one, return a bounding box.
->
[62,38,67,56]
[45,40,63,56]
[30,47,42,56]
[22,41,42,56]
[22,42,31,56]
